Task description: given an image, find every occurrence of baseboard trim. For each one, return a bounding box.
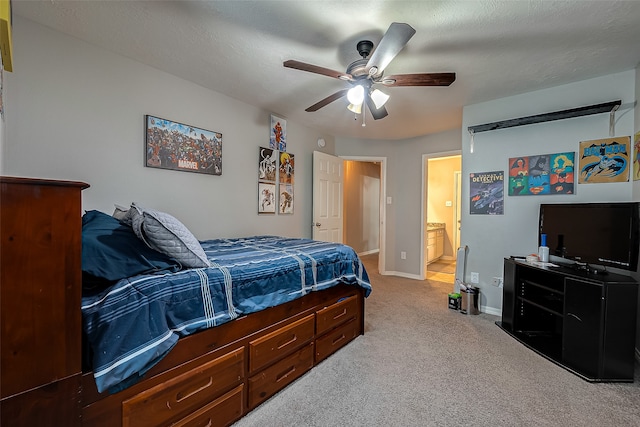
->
[481,306,502,317]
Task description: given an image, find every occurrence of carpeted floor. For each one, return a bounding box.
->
[232,254,640,427]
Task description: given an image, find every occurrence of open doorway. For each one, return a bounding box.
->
[341,157,387,275]
[421,152,462,282]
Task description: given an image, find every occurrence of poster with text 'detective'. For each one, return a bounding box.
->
[470,171,504,215]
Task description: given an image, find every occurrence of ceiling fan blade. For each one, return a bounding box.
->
[365,95,388,120]
[305,89,349,112]
[365,22,416,75]
[284,60,353,81]
[381,73,456,87]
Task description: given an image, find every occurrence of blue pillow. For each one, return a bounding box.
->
[82,210,180,283]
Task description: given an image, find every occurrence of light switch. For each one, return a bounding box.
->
[386,197,392,205]
[445,200,452,207]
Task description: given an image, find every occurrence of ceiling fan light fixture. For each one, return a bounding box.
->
[347,85,365,105]
[370,89,390,108]
[347,102,362,114]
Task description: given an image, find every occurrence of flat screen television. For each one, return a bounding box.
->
[538,202,640,272]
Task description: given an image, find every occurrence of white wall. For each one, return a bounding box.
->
[4,17,336,240]
[337,128,461,276]
[462,71,636,314]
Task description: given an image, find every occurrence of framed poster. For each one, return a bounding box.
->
[258,182,276,214]
[508,152,574,195]
[633,131,640,181]
[279,152,294,184]
[578,136,630,184]
[258,147,277,182]
[470,171,504,215]
[279,183,293,214]
[145,115,222,175]
[270,114,286,152]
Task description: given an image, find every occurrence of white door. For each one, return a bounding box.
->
[313,151,343,242]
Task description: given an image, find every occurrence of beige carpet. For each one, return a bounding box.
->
[232,254,640,427]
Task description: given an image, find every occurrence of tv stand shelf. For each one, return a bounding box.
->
[498,258,638,382]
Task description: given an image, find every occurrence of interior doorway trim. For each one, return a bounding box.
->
[340,156,387,275]
[421,150,462,280]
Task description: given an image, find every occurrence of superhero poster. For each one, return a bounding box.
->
[269,114,286,152]
[258,147,277,183]
[145,115,222,175]
[633,132,640,181]
[579,136,630,184]
[508,152,574,196]
[470,171,504,215]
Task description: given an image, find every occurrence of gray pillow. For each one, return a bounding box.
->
[128,203,210,269]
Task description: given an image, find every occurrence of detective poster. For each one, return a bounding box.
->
[470,171,504,215]
[579,136,630,184]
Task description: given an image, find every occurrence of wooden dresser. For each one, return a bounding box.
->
[0,176,90,426]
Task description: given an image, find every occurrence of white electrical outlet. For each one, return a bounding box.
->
[470,272,479,283]
[400,251,407,260]
[492,277,503,287]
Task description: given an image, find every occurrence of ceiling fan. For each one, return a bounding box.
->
[283,22,456,122]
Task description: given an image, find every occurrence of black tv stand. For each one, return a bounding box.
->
[498,258,638,382]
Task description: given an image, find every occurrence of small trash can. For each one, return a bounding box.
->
[460,286,480,315]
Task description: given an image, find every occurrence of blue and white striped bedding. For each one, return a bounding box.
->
[82,236,371,394]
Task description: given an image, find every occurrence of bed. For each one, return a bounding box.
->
[79,208,371,426]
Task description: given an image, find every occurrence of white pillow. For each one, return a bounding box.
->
[113,204,133,224]
[129,203,210,269]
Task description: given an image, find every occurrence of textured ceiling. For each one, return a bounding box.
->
[13,0,640,140]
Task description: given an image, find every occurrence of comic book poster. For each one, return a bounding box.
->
[269,114,286,152]
[279,152,294,184]
[258,147,277,183]
[508,152,574,195]
[279,183,293,214]
[579,136,630,184]
[258,182,276,214]
[633,132,640,181]
[508,156,529,196]
[145,115,222,175]
[470,171,504,215]
[548,152,574,194]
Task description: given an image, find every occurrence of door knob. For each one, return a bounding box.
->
[314,222,321,227]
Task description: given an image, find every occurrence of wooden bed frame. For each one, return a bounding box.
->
[1,177,366,427]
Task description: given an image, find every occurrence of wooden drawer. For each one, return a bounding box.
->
[315,318,359,364]
[122,347,244,427]
[170,385,243,427]
[249,314,314,373]
[247,342,314,409]
[316,295,358,335]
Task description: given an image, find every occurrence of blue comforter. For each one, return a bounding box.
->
[82,236,371,393]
